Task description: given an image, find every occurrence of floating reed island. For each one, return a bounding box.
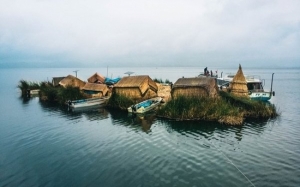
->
[18,65,278,125]
[156,92,277,125]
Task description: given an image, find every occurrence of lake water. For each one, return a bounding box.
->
[0,66,299,187]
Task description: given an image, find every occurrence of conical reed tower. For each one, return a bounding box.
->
[229,64,249,97]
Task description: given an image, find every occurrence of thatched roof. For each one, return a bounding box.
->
[82,83,108,95]
[172,77,218,98]
[52,77,65,86]
[114,75,158,94]
[59,75,86,89]
[87,73,105,84]
[229,64,248,97]
[173,77,216,88]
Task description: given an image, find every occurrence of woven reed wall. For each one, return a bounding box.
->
[172,87,209,99]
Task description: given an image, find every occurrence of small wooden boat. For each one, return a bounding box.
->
[30,89,40,95]
[68,96,110,109]
[25,89,40,97]
[128,97,163,114]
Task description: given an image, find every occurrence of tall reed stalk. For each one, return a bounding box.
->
[107,93,135,110]
[18,80,41,96]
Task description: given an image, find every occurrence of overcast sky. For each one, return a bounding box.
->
[0,0,299,68]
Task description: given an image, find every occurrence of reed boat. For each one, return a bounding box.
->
[217,73,275,101]
[128,97,163,114]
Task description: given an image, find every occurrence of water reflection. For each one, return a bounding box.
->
[32,98,271,137]
[37,100,109,121]
[38,99,69,113]
[19,96,32,105]
[130,113,156,133]
[158,118,270,142]
[108,109,156,133]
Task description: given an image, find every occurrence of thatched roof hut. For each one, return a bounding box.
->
[87,73,105,84]
[59,75,86,89]
[171,77,218,98]
[52,77,65,87]
[82,83,108,97]
[229,64,249,97]
[113,75,158,100]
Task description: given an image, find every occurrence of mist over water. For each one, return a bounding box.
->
[0,67,299,187]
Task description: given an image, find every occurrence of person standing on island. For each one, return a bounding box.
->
[204,67,208,75]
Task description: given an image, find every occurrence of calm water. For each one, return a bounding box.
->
[0,67,299,187]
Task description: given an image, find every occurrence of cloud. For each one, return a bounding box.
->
[0,0,299,67]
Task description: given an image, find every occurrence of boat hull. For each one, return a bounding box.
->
[128,97,162,114]
[69,96,109,109]
[249,91,272,101]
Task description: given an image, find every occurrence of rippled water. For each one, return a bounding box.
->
[0,67,299,187]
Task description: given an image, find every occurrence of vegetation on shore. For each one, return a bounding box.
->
[156,92,278,125]
[17,80,41,96]
[18,80,86,104]
[107,92,135,110]
[219,91,277,119]
[153,78,171,84]
[39,83,85,104]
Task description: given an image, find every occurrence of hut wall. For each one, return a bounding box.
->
[229,82,249,97]
[172,87,209,99]
[83,91,104,98]
[115,87,157,100]
[148,79,158,92]
[144,89,157,99]
[140,79,149,95]
[115,88,140,98]
[208,82,219,98]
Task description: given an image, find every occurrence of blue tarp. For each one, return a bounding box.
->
[105,77,121,85]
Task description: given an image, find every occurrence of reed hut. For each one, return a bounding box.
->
[171,77,218,98]
[113,75,158,100]
[229,64,249,97]
[87,73,105,84]
[82,83,108,97]
[59,75,86,89]
[52,77,65,87]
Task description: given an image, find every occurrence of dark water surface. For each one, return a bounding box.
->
[0,67,299,187]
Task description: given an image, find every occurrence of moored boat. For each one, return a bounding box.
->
[30,89,40,95]
[68,96,110,109]
[217,73,275,101]
[128,97,163,114]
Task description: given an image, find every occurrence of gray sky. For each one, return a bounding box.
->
[0,0,299,68]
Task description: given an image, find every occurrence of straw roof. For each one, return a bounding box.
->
[87,73,105,84]
[113,75,158,100]
[114,75,158,94]
[82,83,108,95]
[59,75,86,89]
[52,77,65,87]
[172,77,218,98]
[229,64,249,97]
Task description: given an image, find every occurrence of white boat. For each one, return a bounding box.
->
[25,89,40,97]
[68,96,110,109]
[30,89,40,95]
[217,73,275,101]
[128,97,163,114]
